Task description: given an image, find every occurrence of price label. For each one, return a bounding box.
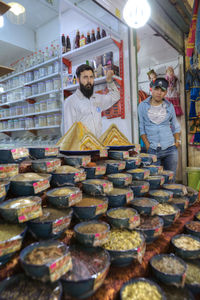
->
[33,179,50,194]
[182,186,187,195]
[157,166,163,174]
[52,216,71,234]
[0,185,6,198]
[174,211,180,222]
[126,191,133,203]
[46,162,55,173]
[18,204,42,223]
[134,144,141,153]
[152,155,157,162]
[11,148,28,160]
[124,176,132,186]
[160,177,165,185]
[0,165,18,177]
[154,226,162,237]
[95,165,106,176]
[49,253,72,282]
[93,232,108,246]
[168,173,174,180]
[118,162,125,170]
[136,158,141,165]
[45,147,59,157]
[82,156,91,166]
[144,170,150,179]
[102,182,113,193]
[151,205,157,216]
[123,151,129,159]
[75,172,86,182]
[0,236,22,256]
[100,149,108,157]
[68,191,82,206]
[129,215,140,229]
[93,268,108,291]
[141,185,149,193]
[182,272,186,287]
[185,199,189,209]
[95,202,107,216]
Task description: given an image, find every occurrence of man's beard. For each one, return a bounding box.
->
[80,82,94,99]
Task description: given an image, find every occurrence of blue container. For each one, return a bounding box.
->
[130,197,159,216]
[108,150,129,160]
[74,220,110,247]
[0,224,27,265]
[137,216,164,244]
[84,164,106,179]
[103,160,126,174]
[105,231,145,267]
[0,148,29,163]
[82,179,113,196]
[149,189,173,203]
[73,195,108,221]
[186,186,198,206]
[28,207,73,239]
[127,168,150,180]
[185,221,200,238]
[31,158,61,173]
[46,187,82,208]
[61,244,110,299]
[63,155,91,167]
[139,154,154,165]
[124,156,141,170]
[107,173,132,187]
[10,173,51,196]
[159,283,194,300]
[171,234,200,259]
[120,278,166,300]
[106,188,133,207]
[169,197,189,213]
[163,183,187,197]
[29,147,59,159]
[160,170,175,184]
[145,175,165,189]
[51,169,86,187]
[150,254,187,286]
[129,180,150,196]
[156,205,180,228]
[106,207,140,230]
[0,196,42,223]
[20,240,71,282]
[185,260,200,295]
[144,165,163,176]
[0,273,62,299]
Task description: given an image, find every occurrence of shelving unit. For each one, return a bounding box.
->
[0,125,60,133]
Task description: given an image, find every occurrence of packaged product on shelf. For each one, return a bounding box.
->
[66,35,71,52]
[2,94,7,103]
[53,77,61,90]
[25,117,34,129]
[67,74,73,85]
[91,29,96,42]
[25,71,33,83]
[44,47,49,61]
[53,60,60,73]
[62,33,66,53]
[80,33,86,47]
[75,30,80,49]
[45,79,53,91]
[24,86,32,98]
[35,101,40,113]
[47,64,53,75]
[28,103,35,114]
[31,84,38,95]
[34,116,39,127]
[39,115,47,127]
[47,114,55,126]
[38,67,46,78]
[96,27,101,40]
[54,113,61,125]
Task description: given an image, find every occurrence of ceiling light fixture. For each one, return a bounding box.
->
[123,0,151,29]
[7,2,26,25]
[0,15,4,27]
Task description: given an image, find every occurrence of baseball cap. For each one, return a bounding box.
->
[152,78,169,91]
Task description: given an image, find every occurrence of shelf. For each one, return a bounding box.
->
[0,109,61,121]
[27,89,61,99]
[0,99,25,107]
[0,125,60,133]
[0,84,24,95]
[25,72,60,85]
[0,57,59,83]
[63,75,122,91]
[62,35,120,61]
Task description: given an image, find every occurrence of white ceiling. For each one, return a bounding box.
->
[137,24,179,70]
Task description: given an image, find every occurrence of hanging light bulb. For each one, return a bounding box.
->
[7,2,26,25]
[0,16,4,28]
[123,0,151,29]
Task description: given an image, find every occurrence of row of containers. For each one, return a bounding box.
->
[1,77,61,103]
[0,98,61,119]
[0,147,199,299]
[0,113,62,130]
[1,60,60,92]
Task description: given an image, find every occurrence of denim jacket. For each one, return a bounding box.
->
[138,96,180,150]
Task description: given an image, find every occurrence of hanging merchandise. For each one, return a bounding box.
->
[185,66,200,120]
[138,90,149,103]
[186,0,199,57]
[165,66,183,116]
[147,69,157,92]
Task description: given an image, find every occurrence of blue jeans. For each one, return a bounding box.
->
[147,145,178,179]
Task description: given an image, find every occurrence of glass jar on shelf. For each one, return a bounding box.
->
[3,121,8,130]
[25,72,33,83]
[53,60,60,73]
[13,119,19,129]
[35,101,40,113]
[8,120,14,129]
[24,86,32,98]
[5,108,10,117]
[10,106,16,116]
[23,103,28,115]
[47,65,53,75]
[19,118,25,129]
[53,77,61,90]
[54,113,61,125]
[32,84,38,95]
[2,94,7,104]
[0,122,3,130]
[19,74,25,86]
[47,114,55,126]
[39,115,47,127]
[38,82,46,94]
[25,117,34,129]
[45,80,53,91]
[40,100,47,112]
[34,116,39,128]
[33,70,39,80]
[28,103,35,114]
[39,67,47,78]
